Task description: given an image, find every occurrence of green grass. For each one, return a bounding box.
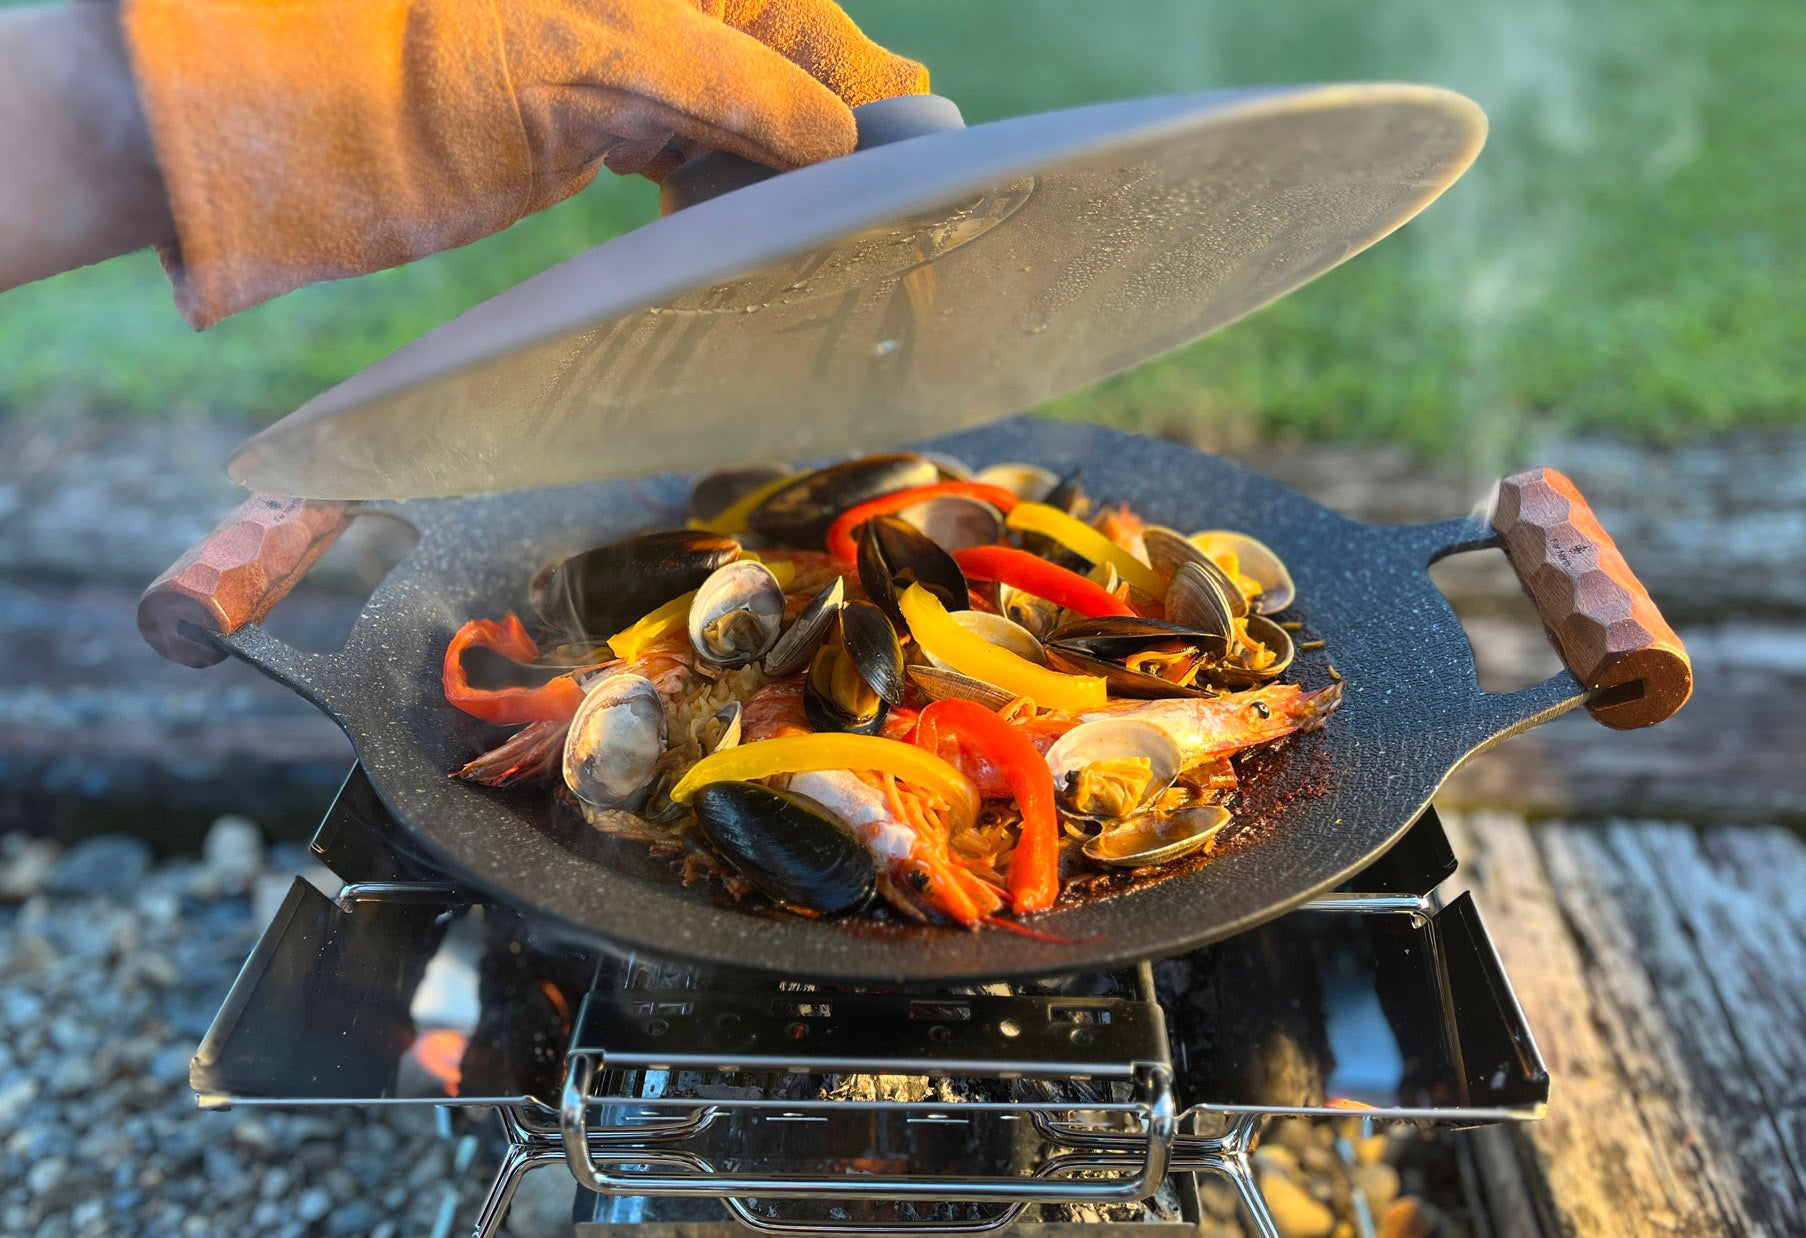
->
[1,0,1801,466]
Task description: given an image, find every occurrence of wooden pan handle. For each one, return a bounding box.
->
[138,495,352,667]
[1490,467,1691,729]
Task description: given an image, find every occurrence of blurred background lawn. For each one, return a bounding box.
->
[1,0,1800,467]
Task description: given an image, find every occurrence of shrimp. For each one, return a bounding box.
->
[786,769,1003,927]
[1076,682,1343,765]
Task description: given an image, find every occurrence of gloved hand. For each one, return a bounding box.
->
[123,0,928,329]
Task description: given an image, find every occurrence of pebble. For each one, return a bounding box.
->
[44,834,151,898]
[201,815,264,895]
[0,833,60,899]
[296,1186,333,1224]
[1260,1167,1337,1238]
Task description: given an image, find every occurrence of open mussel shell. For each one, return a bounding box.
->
[974,462,1060,503]
[1188,531,1297,614]
[1083,805,1231,869]
[895,494,1005,552]
[688,560,785,668]
[804,644,889,735]
[1044,719,1183,822]
[1206,614,1297,688]
[857,514,969,628]
[839,600,907,706]
[905,665,1018,711]
[923,611,1046,672]
[1045,617,1222,700]
[536,531,740,640]
[562,673,667,811]
[686,462,791,525]
[745,453,939,547]
[762,578,844,678]
[691,781,876,915]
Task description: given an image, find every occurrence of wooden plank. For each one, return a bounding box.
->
[1441,811,1780,1235]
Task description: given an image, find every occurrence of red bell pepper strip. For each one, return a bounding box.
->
[825,482,1021,561]
[911,698,1061,915]
[443,615,587,726]
[951,545,1136,618]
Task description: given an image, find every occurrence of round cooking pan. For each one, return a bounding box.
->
[138,420,1690,982]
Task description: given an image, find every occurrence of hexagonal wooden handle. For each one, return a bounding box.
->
[137,495,352,667]
[1490,467,1691,729]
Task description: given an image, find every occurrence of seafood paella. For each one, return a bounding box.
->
[442,453,1342,932]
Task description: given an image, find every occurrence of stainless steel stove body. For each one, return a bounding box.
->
[192,766,1546,1238]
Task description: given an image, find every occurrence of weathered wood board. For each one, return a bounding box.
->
[1444,811,1806,1236]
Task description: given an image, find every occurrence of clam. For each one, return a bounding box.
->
[1187,531,1296,614]
[921,452,976,481]
[803,601,905,733]
[856,515,968,628]
[1163,561,1240,640]
[1206,614,1296,688]
[997,582,1064,641]
[895,494,1005,552]
[536,531,740,640]
[1044,719,1183,822]
[686,462,791,526]
[688,561,785,668]
[923,611,1046,672]
[1083,805,1231,868]
[762,578,844,677]
[562,673,667,811]
[1045,617,1225,699]
[905,665,1018,711]
[692,781,876,915]
[974,462,1060,503]
[746,454,939,547]
[1143,528,1247,619]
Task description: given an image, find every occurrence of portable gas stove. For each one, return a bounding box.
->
[192,765,1543,1237]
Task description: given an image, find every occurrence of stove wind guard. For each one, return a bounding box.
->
[192,766,1546,1238]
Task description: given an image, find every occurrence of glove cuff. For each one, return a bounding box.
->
[124,0,532,329]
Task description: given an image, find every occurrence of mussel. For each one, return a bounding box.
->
[562,673,667,811]
[688,560,785,668]
[762,578,844,678]
[803,600,905,734]
[535,531,739,639]
[1045,616,1226,699]
[691,781,876,915]
[856,515,969,628]
[1044,719,1183,822]
[1083,805,1231,868]
[745,454,939,547]
[1188,531,1297,614]
[686,462,791,526]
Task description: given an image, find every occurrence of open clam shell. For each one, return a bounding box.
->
[905,665,1018,711]
[896,494,1005,552]
[1206,614,1297,688]
[1163,560,1241,640]
[688,560,785,668]
[562,673,667,811]
[1044,718,1183,822]
[1083,805,1231,868]
[1188,532,1296,614]
[1145,530,1248,621]
[923,611,1046,673]
[974,462,1060,503]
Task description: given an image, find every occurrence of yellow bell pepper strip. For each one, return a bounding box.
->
[824,481,1021,561]
[443,615,586,725]
[1005,503,1165,598]
[608,562,794,661]
[668,733,979,830]
[897,583,1107,713]
[688,473,795,535]
[912,698,1060,914]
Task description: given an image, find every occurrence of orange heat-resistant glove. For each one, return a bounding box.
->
[122,0,927,329]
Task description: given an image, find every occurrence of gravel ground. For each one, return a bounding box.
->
[2,817,1462,1238]
[0,823,577,1238]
